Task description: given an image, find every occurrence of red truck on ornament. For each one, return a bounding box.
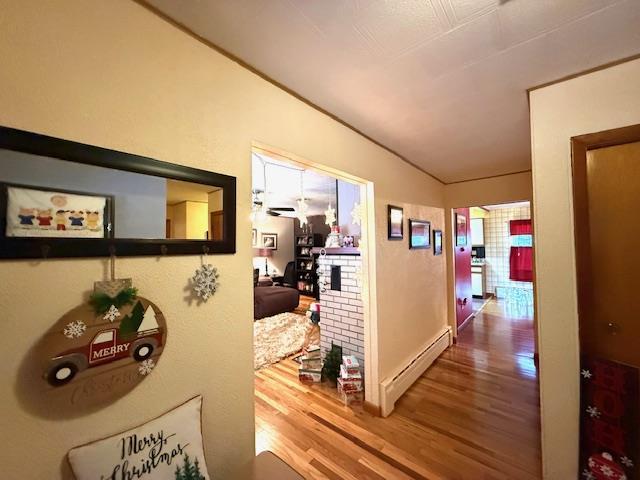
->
[46,301,164,386]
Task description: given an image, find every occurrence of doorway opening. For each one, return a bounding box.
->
[572,126,640,479]
[249,144,377,455]
[453,201,535,330]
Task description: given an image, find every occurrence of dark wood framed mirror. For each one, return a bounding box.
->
[0,126,236,259]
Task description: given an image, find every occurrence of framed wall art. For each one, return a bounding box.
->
[455,213,468,246]
[409,219,431,249]
[3,183,113,239]
[261,232,277,250]
[388,205,403,240]
[433,229,443,255]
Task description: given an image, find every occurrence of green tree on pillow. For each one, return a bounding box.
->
[175,454,206,480]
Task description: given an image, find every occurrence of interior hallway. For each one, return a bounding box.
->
[254,299,541,479]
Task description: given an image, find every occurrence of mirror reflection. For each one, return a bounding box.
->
[1,149,224,240]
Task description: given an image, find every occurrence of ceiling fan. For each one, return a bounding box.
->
[252,189,295,216]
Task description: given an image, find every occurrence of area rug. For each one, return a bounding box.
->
[254,312,310,370]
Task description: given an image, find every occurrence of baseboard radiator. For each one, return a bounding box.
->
[379,326,452,417]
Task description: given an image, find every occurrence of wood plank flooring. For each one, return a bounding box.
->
[254,300,541,479]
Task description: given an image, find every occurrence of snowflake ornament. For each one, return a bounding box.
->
[581,369,592,379]
[63,320,87,339]
[296,197,309,228]
[582,469,596,480]
[351,202,362,226]
[192,264,220,301]
[103,304,121,322]
[586,405,601,418]
[138,359,155,376]
[621,456,634,468]
[324,203,336,226]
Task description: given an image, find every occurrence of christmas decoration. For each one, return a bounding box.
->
[305,302,320,324]
[351,202,362,226]
[338,355,364,406]
[67,396,210,480]
[191,264,219,301]
[90,286,138,315]
[587,452,627,480]
[174,454,206,480]
[296,170,309,228]
[64,320,87,339]
[322,344,342,385]
[42,278,167,396]
[324,203,336,226]
[586,405,601,418]
[580,357,638,480]
[138,359,155,376]
[296,197,309,228]
[298,345,321,383]
[103,305,120,322]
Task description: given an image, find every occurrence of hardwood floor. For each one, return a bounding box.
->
[254,299,541,479]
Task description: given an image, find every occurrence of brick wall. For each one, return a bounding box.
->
[317,254,364,370]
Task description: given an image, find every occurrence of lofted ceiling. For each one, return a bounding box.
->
[147,0,640,183]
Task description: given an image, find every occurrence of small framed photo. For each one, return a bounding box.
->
[409,219,431,249]
[2,183,113,239]
[261,232,277,250]
[433,229,443,255]
[388,205,403,240]
[252,228,257,247]
[455,213,467,246]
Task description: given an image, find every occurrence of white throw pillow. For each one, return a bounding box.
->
[68,396,210,479]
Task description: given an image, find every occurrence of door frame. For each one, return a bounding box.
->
[251,141,380,410]
[571,124,640,335]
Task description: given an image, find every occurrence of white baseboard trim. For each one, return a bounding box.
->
[379,326,452,417]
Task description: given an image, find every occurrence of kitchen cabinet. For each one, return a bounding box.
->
[471,218,484,246]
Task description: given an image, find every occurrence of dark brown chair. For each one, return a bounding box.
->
[273,261,296,288]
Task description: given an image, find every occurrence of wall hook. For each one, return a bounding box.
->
[203,245,210,255]
[160,245,168,256]
[109,245,116,280]
[41,244,51,259]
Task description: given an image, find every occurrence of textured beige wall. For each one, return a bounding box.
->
[375,202,447,381]
[0,1,446,477]
[529,58,640,479]
[443,172,533,332]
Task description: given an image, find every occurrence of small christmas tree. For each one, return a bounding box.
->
[322,344,342,385]
[174,454,206,480]
[119,301,145,337]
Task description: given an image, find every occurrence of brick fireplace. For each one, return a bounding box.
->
[314,249,364,370]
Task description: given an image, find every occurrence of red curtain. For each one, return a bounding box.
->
[510,219,532,235]
[510,220,533,282]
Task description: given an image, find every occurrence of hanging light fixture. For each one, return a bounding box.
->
[296,170,309,228]
[251,161,268,225]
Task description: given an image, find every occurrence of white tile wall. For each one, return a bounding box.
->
[483,205,533,295]
[317,254,365,370]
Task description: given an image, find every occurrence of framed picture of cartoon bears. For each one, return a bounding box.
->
[2,183,113,239]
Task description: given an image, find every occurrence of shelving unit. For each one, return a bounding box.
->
[294,233,324,298]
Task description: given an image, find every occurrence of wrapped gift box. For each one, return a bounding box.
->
[298,368,321,383]
[340,390,364,406]
[300,356,322,370]
[342,355,360,375]
[338,376,363,393]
